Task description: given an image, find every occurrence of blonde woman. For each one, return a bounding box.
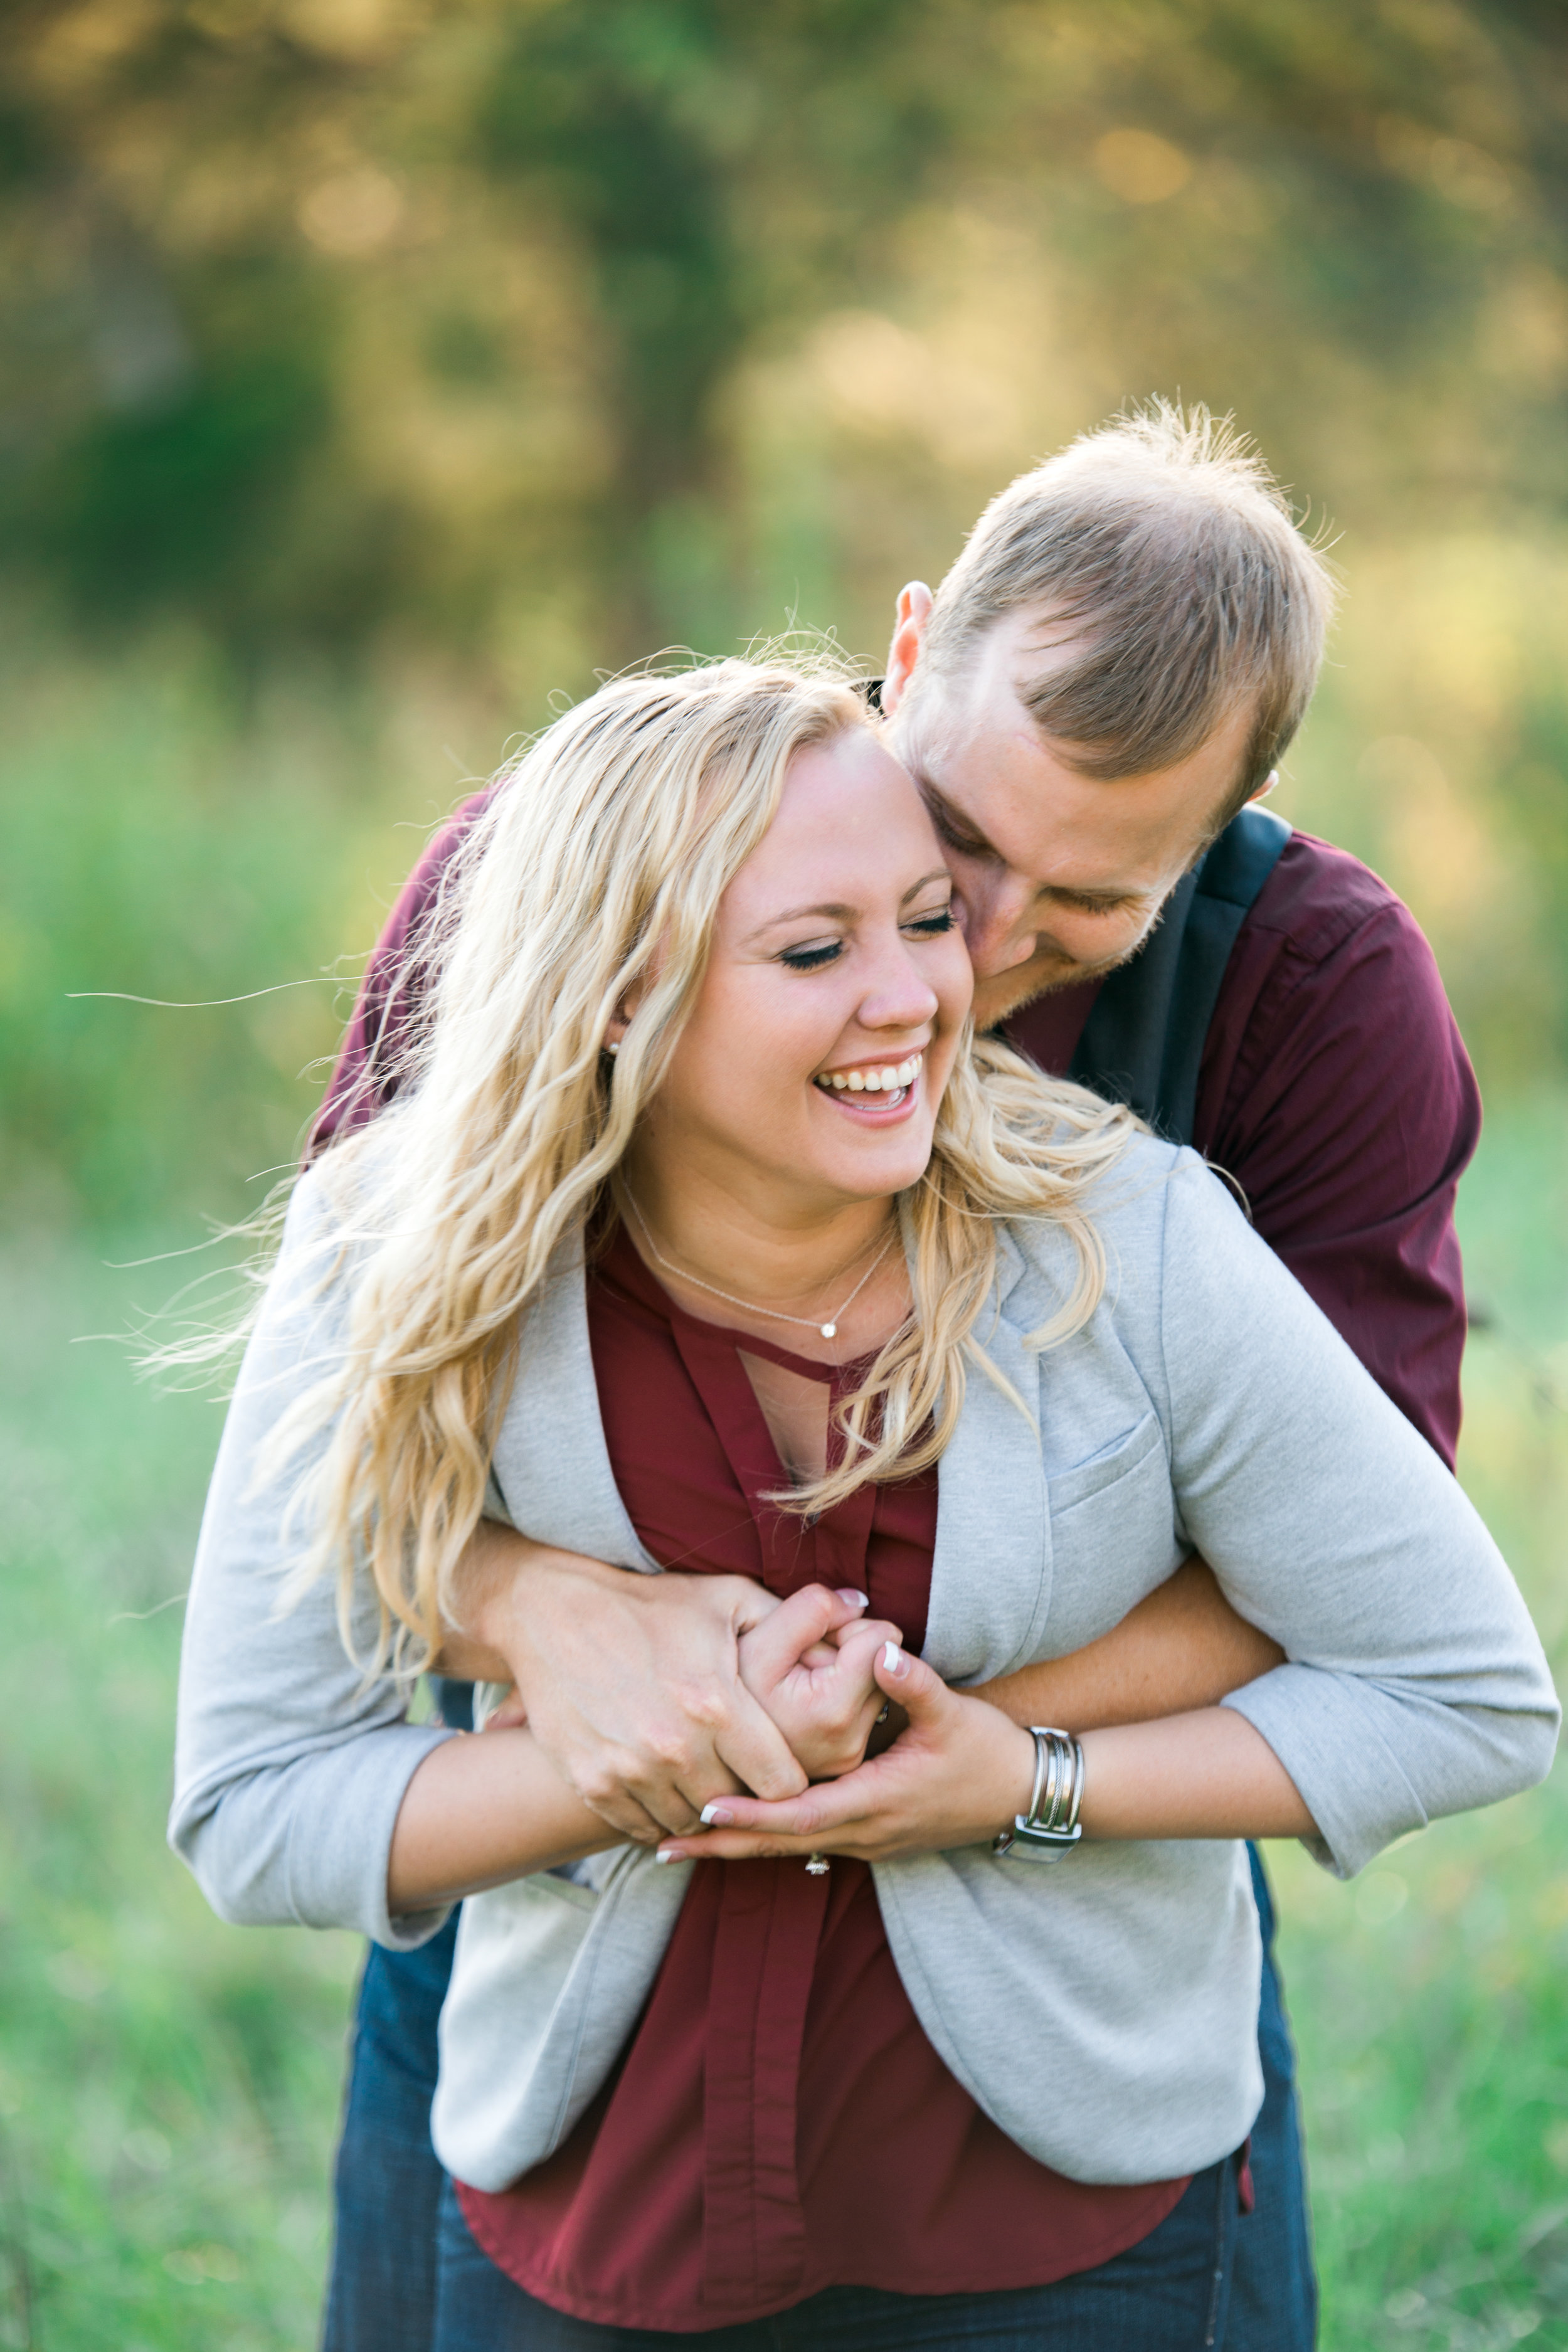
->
[172,660,1555,2352]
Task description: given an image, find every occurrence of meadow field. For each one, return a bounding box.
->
[2,1090,1565,2352]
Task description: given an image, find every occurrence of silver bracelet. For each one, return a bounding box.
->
[993,1727,1085,1861]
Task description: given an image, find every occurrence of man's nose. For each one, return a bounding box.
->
[955,870,1037,978]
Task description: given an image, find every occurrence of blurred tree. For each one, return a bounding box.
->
[1,0,1562,669]
[1,0,1567,1220]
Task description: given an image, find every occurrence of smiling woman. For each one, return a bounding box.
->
[613,724,971,1369]
[169,654,1556,2352]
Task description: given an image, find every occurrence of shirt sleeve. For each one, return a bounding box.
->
[307,790,490,1161]
[168,1168,455,1948]
[1199,893,1481,1466]
[1147,1152,1558,1878]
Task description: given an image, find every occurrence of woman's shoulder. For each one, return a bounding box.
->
[1000,1127,1244,1286]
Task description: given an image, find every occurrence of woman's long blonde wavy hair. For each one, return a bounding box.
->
[277,657,1138,1677]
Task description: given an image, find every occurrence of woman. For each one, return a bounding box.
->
[172,659,1557,2350]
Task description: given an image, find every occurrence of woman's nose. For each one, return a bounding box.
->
[857,950,940,1036]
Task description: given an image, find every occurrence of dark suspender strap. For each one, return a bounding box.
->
[1068,804,1291,1147]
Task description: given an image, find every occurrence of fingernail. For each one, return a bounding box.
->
[883,1640,908,1677]
[836,1589,869,1609]
[654,1848,680,1865]
[700,1803,732,1827]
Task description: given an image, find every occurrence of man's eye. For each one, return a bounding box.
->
[778,941,842,972]
[930,809,990,859]
[905,908,955,938]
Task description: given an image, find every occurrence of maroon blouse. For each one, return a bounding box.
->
[455,1226,1185,2330]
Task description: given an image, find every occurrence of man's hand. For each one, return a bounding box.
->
[738,1586,902,1783]
[445,1523,840,1843]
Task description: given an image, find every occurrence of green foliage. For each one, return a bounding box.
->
[0,645,418,1227]
[2,0,1564,660]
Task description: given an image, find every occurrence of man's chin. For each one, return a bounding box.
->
[972,955,1118,1030]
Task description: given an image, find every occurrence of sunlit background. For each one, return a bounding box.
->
[1,5,1565,2346]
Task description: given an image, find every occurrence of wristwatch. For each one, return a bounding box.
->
[993,1726,1084,1861]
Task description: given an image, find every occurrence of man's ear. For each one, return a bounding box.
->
[1248,769,1281,803]
[880,581,934,718]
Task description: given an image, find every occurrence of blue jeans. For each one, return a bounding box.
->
[322,1817,1314,2350]
[1231,1848,1318,2351]
[430,2161,1241,2349]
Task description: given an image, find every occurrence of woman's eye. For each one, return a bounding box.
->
[905,908,955,938]
[778,940,843,972]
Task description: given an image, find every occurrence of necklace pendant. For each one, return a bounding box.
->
[820,1322,836,1340]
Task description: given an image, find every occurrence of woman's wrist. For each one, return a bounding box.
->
[985,1708,1042,1840]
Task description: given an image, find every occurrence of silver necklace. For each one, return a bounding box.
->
[623,1190,898,1343]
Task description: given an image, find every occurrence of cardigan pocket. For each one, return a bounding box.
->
[1046,1410,1164,1514]
[1042,1412,1183,1651]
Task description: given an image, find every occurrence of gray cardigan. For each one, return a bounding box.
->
[170,1136,1559,2189]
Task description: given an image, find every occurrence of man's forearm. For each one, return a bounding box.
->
[388,1728,619,1911]
[974,1559,1284,1734]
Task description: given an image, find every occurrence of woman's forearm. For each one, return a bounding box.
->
[1078,1705,1315,1840]
[973,1558,1284,1735]
[652,1654,1316,1865]
[387,1729,622,1914]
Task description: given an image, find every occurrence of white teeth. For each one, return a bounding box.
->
[815,1052,924,1096]
[818,1054,926,1096]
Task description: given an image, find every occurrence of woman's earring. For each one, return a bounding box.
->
[606,1041,620,1056]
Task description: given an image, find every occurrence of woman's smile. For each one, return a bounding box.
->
[812,1049,925,1121]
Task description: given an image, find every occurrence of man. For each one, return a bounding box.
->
[312,405,1478,2351]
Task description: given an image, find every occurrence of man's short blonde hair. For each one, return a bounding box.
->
[919,402,1335,824]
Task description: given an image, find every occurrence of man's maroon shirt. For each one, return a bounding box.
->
[312,805,1480,1466]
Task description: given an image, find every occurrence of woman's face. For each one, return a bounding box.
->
[637,726,973,1219]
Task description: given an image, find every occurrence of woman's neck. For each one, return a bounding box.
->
[618,1150,905,1357]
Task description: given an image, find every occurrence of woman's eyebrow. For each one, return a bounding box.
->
[756,899,857,928]
[743,871,950,941]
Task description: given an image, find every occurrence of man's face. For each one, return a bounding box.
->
[883,596,1259,1029]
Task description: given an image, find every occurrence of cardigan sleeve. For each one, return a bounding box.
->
[1152,1150,1559,1878]
[168,1167,455,1949]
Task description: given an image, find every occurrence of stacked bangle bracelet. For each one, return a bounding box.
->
[992,1726,1085,1861]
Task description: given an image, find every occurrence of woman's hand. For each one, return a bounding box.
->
[656,1642,1037,1866]
[737,1586,903,1782]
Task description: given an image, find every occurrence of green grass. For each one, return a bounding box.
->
[0,1241,359,2350]
[1275,1088,1568,2350]
[0,1096,1564,2348]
